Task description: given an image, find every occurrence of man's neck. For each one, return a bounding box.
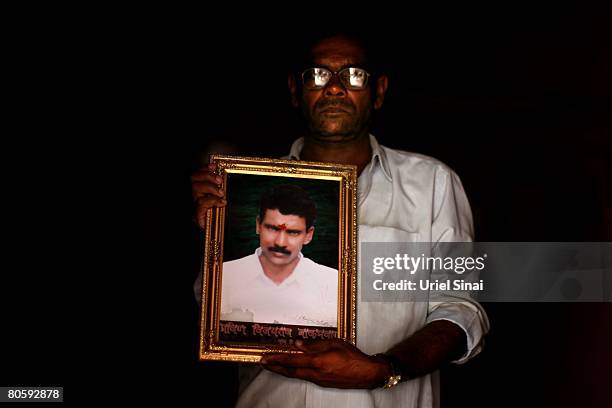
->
[258,253,300,285]
[300,132,372,176]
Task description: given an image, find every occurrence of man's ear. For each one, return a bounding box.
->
[288,73,299,108]
[304,226,315,245]
[373,74,389,110]
[256,216,261,235]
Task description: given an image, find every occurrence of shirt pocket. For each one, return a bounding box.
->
[357,225,423,303]
[356,225,426,340]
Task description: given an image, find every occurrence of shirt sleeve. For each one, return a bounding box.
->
[425,166,490,364]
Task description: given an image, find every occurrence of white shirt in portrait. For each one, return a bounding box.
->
[220,248,338,328]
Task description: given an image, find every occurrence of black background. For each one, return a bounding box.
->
[2,2,611,406]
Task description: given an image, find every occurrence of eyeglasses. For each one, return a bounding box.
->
[301,67,370,90]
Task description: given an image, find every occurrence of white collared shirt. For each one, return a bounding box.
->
[221,248,338,327]
[233,135,490,408]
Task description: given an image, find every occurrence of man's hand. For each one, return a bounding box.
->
[191,163,227,229]
[260,339,391,389]
[260,321,468,389]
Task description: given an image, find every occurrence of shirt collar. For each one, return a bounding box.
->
[287,134,393,182]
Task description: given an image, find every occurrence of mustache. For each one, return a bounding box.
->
[269,246,291,255]
[315,98,355,113]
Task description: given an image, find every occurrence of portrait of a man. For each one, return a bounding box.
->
[220,183,338,328]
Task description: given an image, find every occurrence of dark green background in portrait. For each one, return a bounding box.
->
[223,173,339,269]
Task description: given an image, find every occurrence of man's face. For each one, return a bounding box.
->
[256,208,314,266]
[290,36,386,143]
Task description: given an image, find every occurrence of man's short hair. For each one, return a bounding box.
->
[288,28,386,77]
[259,184,317,229]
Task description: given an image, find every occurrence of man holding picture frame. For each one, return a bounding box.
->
[192,30,489,408]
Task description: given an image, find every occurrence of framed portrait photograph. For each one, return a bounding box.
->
[198,155,357,363]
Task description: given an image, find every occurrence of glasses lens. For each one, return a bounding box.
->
[340,67,368,89]
[303,68,331,89]
[302,67,369,89]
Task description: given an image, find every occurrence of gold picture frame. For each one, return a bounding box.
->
[198,155,357,363]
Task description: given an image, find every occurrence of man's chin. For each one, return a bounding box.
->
[311,129,360,143]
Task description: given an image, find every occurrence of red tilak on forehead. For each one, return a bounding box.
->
[277,223,288,231]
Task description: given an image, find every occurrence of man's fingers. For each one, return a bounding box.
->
[195,196,227,228]
[191,163,222,183]
[294,338,344,353]
[192,180,225,199]
[262,364,300,378]
[260,353,316,368]
[191,164,226,230]
[191,163,226,230]
[263,365,321,379]
[196,195,226,209]
[191,171,223,186]
[263,365,333,387]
